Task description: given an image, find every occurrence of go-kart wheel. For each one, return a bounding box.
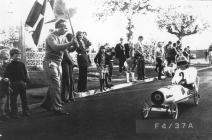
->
[170,103,178,119]
[142,102,150,119]
[194,91,200,105]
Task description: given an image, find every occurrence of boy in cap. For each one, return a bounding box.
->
[4,48,30,118]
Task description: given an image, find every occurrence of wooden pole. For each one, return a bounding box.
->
[19,19,26,64]
[67,11,75,37]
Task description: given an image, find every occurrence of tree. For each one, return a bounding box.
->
[156,6,210,41]
[95,0,156,41]
[0,26,19,49]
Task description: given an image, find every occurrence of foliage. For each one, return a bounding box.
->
[156,5,210,40]
[95,0,156,41]
[53,0,77,19]
[0,26,19,48]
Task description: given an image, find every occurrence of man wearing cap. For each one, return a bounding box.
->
[41,19,78,115]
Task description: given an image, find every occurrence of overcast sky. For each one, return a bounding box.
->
[0,0,212,50]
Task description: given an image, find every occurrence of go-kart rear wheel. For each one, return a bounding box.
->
[142,102,150,119]
[170,103,178,119]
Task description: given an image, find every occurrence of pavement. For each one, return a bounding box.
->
[25,58,211,110]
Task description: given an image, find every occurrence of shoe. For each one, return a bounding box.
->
[69,98,75,102]
[22,111,30,117]
[106,85,111,88]
[0,115,9,121]
[10,114,20,119]
[63,100,71,103]
[109,84,114,87]
[53,109,70,116]
[41,104,51,112]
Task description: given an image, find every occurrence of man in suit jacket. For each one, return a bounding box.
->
[115,38,126,73]
[76,31,91,92]
[124,42,131,59]
[61,33,76,103]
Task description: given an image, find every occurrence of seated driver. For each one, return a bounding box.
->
[171,56,198,92]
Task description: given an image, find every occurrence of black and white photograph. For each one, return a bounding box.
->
[0,0,212,139]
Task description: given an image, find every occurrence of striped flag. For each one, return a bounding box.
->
[25,0,77,46]
[25,0,47,46]
[25,1,43,28]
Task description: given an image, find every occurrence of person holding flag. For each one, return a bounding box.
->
[41,19,78,115]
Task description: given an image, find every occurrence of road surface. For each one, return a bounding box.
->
[1,66,212,140]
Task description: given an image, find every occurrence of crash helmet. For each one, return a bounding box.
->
[176,57,189,69]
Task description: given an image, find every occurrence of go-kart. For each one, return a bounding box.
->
[141,73,200,120]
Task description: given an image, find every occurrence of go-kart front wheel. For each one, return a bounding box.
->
[170,103,178,119]
[142,102,150,119]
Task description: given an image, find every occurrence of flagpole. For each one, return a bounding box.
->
[67,11,75,37]
[19,18,26,64]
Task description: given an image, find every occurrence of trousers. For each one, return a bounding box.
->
[61,62,74,101]
[137,58,145,80]
[42,60,62,111]
[77,66,88,92]
[156,57,163,79]
[10,81,28,115]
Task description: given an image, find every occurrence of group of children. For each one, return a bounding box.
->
[94,41,193,92]
[0,48,29,121]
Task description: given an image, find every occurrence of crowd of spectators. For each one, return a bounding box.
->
[0,19,196,119]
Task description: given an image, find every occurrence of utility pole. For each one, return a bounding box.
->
[19,19,26,64]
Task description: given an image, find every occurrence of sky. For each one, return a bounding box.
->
[0,0,212,50]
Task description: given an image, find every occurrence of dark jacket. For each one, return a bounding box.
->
[183,51,189,59]
[76,40,90,67]
[4,60,28,82]
[170,48,178,60]
[124,43,130,58]
[94,52,115,66]
[62,50,76,67]
[115,43,125,60]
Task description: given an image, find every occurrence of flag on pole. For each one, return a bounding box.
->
[32,18,44,45]
[25,1,43,27]
[25,0,47,46]
[49,0,55,9]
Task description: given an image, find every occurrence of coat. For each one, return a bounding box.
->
[115,43,126,60]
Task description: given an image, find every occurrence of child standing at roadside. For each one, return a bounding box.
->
[4,48,30,118]
[94,45,111,92]
[0,50,11,121]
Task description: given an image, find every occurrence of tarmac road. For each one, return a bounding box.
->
[1,66,212,140]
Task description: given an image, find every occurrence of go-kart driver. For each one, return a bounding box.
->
[171,56,198,92]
